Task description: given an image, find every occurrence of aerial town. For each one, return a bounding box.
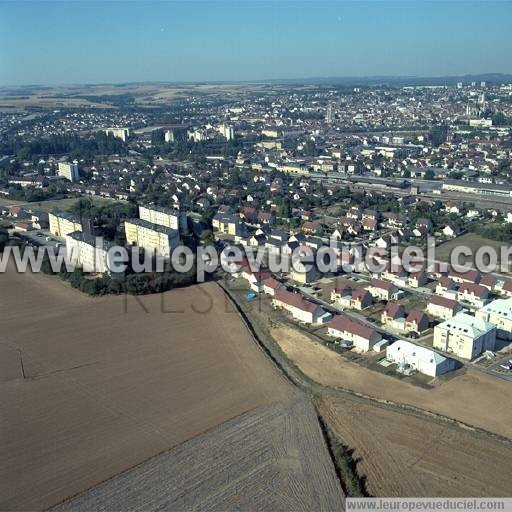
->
[2,78,512,509]
[2,80,512,381]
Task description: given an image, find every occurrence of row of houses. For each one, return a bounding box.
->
[234,265,386,353]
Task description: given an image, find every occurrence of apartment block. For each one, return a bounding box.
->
[139,204,187,233]
[475,298,512,340]
[49,212,83,238]
[65,232,117,274]
[433,312,496,360]
[104,127,130,141]
[57,162,79,182]
[124,218,180,258]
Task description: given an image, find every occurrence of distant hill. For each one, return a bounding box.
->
[263,73,512,87]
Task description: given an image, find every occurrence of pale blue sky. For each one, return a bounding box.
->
[0,0,511,85]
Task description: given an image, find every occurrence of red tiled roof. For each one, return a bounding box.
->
[328,315,376,341]
[459,282,488,298]
[430,295,460,310]
[274,289,320,313]
[370,278,396,291]
[437,276,455,288]
[384,302,405,319]
[352,288,370,300]
[263,276,282,290]
[406,309,428,325]
[450,269,481,283]
[480,275,497,288]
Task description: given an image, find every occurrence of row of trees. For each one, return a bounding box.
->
[39,250,198,296]
[0,132,127,160]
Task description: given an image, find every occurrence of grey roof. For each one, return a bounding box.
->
[67,231,116,251]
[140,204,182,216]
[125,218,178,235]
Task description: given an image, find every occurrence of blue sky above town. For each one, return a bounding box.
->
[1,0,511,86]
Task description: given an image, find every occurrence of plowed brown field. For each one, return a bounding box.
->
[318,394,512,497]
[0,267,342,510]
[53,397,344,511]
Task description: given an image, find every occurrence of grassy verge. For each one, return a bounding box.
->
[318,415,367,497]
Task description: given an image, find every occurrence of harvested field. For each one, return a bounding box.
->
[53,397,344,511]
[435,232,509,264]
[0,267,344,510]
[318,394,512,497]
[0,196,115,213]
[271,325,512,439]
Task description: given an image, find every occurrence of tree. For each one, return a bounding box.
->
[200,229,215,246]
[151,129,165,145]
[492,112,507,127]
[201,207,215,226]
[428,125,448,147]
[0,226,9,250]
[279,197,292,218]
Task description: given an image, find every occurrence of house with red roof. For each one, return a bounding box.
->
[332,286,372,310]
[427,295,463,320]
[449,269,481,285]
[381,302,406,326]
[457,282,489,308]
[405,309,430,334]
[408,268,428,288]
[272,289,331,325]
[240,264,272,292]
[327,315,382,352]
[367,278,401,301]
[479,275,497,292]
[435,277,457,296]
[262,276,284,296]
[502,280,512,298]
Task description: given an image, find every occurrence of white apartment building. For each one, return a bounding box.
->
[138,204,187,233]
[49,212,83,238]
[58,162,79,182]
[220,124,235,141]
[65,232,117,274]
[433,313,496,360]
[124,218,179,258]
[475,298,512,340]
[104,127,130,141]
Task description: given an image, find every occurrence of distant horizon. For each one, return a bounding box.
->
[1,1,512,86]
[2,71,512,90]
